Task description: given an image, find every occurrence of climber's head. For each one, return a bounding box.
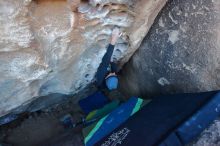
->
[105,73,118,91]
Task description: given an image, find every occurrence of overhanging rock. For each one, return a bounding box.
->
[0,0,167,117]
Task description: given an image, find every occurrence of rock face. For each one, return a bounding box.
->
[191,119,220,146]
[120,0,220,98]
[0,0,167,117]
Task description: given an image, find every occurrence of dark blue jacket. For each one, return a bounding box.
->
[95,44,118,89]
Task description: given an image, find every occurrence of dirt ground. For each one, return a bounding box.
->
[0,100,85,146]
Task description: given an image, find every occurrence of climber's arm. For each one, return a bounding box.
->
[95,27,120,88]
[95,44,115,87]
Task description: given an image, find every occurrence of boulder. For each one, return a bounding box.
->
[0,0,167,117]
[120,0,220,98]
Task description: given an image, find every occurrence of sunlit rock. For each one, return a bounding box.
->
[0,0,167,117]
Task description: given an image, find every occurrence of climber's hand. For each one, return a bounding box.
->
[110,27,122,45]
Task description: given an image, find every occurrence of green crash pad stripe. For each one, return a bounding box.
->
[83,101,120,138]
[86,100,120,121]
[84,98,143,144]
[86,110,97,121]
[131,98,143,116]
[84,115,108,144]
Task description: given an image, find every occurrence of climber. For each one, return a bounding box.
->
[61,27,123,128]
[95,27,121,91]
[77,27,125,114]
